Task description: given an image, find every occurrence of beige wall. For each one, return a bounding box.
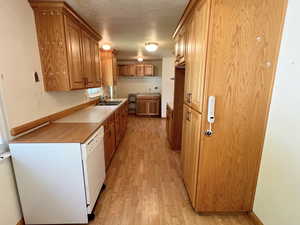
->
[0,0,90,130]
[253,1,300,224]
[161,57,175,118]
[0,0,90,224]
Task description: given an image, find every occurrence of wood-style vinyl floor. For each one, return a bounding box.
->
[90,116,255,225]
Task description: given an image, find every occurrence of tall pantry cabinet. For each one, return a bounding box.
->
[176,0,288,213]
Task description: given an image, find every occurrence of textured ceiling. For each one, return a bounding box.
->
[59,0,189,59]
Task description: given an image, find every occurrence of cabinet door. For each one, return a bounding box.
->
[120,65,129,76]
[81,30,94,88]
[128,64,136,76]
[136,99,148,115]
[65,18,85,89]
[93,41,102,87]
[148,100,160,115]
[136,64,144,76]
[100,50,114,86]
[35,10,69,91]
[112,53,118,85]
[144,64,154,76]
[181,105,202,207]
[190,0,210,112]
[184,17,195,107]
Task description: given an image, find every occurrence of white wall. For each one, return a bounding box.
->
[254,1,300,224]
[161,57,175,118]
[0,1,91,224]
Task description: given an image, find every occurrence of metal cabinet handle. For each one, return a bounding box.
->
[186,93,192,103]
[186,111,191,121]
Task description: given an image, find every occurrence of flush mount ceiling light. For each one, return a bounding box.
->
[102,44,111,51]
[145,42,159,52]
[137,57,144,62]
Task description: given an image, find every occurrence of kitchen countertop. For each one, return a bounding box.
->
[136,93,161,97]
[11,123,101,143]
[55,98,127,123]
[12,98,127,143]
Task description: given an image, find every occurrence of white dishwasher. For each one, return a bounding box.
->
[81,126,106,214]
[10,126,106,224]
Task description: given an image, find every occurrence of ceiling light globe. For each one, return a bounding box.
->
[145,42,159,52]
[102,44,111,51]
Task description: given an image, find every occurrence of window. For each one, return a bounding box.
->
[87,88,103,98]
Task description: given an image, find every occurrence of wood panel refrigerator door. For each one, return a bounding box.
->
[65,18,84,89]
[181,105,202,207]
[81,30,94,88]
[197,0,288,212]
[190,0,210,113]
[184,17,195,107]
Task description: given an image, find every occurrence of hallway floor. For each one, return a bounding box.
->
[90,116,255,225]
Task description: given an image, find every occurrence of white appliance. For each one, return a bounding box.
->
[10,126,105,224]
[82,126,106,214]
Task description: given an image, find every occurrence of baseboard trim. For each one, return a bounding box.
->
[249,212,264,225]
[16,218,24,225]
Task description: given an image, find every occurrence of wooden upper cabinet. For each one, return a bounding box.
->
[100,50,118,86]
[65,17,84,89]
[119,65,129,76]
[136,64,144,76]
[182,0,210,113]
[119,63,154,76]
[144,64,154,76]
[29,0,102,91]
[174,29,186,65]
[81,30,94,87]
[128,64,136,76]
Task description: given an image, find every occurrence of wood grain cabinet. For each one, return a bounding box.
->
[144,64,154,76]
[175,0,288,213]
[118,64,154,76]
[135,64,145,76]
[174,31,186,66]
[104,113,116,169]
[104,101,128,169]
[100,50,118,86]
[115,102,128,147]
[136,96,160,116]
[29,1,102,91]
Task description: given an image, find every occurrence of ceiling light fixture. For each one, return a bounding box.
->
[102,44,111,51]
[145,42,159,52]
[137,57,144,62]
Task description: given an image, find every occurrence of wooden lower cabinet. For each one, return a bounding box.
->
[104,113,116,169]
[104,101,128,169]
[136,96,160,116]
[181,105,202,207]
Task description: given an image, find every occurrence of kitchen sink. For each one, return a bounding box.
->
[96,101,122,106]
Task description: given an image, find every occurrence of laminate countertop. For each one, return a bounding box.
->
[11,98,127,144]
[55,98,127,123]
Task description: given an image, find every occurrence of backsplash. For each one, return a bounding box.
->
[116,76,161,98]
